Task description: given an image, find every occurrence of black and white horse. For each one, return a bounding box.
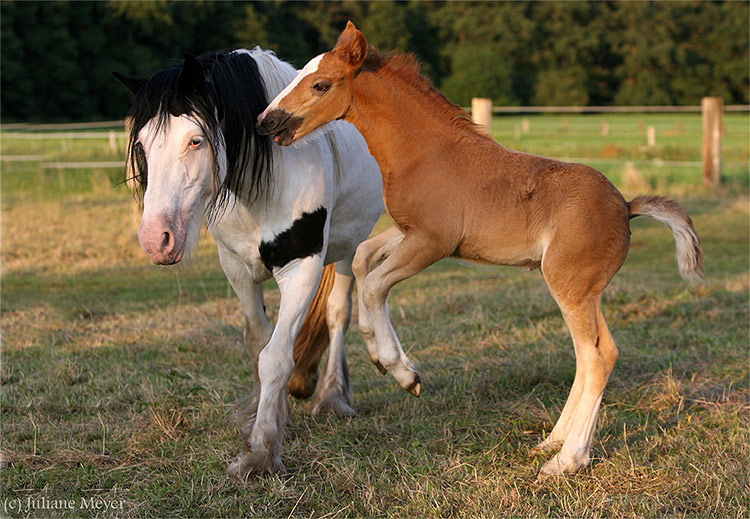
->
[114,48,383,477]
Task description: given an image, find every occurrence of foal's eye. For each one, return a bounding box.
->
[312,81,330,93]
[189,136,203,148]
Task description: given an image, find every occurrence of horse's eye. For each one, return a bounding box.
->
[313,82,330,93]
[189,136,203,148]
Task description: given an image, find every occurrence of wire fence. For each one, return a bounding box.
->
[1,108,747,177]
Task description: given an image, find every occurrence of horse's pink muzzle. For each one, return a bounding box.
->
[138,215,184,265]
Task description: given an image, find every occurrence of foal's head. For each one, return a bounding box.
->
[257,21,368,146]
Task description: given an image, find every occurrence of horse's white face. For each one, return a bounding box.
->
[137,114,222,265]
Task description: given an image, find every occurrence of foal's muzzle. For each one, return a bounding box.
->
[256,109,301,146]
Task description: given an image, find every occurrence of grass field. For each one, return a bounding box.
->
[1,113,748,518]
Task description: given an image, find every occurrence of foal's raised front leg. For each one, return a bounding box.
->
[310,257,357,417]
[229,255,324,478]
[352,227,404,374]
[360,232,445,396]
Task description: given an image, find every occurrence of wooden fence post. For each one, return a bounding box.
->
[702,96,723,188]
[521,117,530,133]
[471,98,492,135]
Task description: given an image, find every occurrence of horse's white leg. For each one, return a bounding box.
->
[310,257,357,417]
[216,246,274,443]
[538,300,618,478]
[229,256,323,477]
[351,227,403,373]
[218,246,273,363]
[361,233,444,396]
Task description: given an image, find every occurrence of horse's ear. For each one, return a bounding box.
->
[335,20,367,68]
[178,53,205,93]
[112,71,146,95]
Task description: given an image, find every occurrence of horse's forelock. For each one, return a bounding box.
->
[125,50,274,219]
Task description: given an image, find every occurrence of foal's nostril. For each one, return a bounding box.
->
[257,115,276,135]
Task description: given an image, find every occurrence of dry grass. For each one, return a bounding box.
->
[1,127,748,517]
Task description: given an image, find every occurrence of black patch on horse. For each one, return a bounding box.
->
[259,208,328,271]
[120,50,274,219]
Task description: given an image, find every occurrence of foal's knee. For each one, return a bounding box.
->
[352,246,372,282]
[362,274,388,309]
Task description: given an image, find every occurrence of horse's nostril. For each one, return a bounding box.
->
[161,231,173,252]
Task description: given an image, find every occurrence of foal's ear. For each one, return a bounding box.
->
[335,20,367,68]
[178,53,205,93]
[112,71,146,95]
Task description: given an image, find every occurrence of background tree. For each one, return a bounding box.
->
[1,0,747,122]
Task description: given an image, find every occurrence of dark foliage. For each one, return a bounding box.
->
[1,1,747,122]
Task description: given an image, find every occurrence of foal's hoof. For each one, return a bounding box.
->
[227,450,285,481]
[536,451,589,481]
[530,439,562,457]
[406,374,421,398]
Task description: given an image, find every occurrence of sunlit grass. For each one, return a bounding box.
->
[1,118,748,517]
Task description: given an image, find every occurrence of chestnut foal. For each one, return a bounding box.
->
[257,22,704,478]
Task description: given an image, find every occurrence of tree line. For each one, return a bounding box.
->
[1,1,747,122]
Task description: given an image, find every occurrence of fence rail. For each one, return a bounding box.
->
[1,131,127,140]
[1,105,748,132]
[474,105,750,114]
[466,97,743,189]
[0,120,124,131]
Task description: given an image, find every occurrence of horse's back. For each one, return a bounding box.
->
[322,121,384,262]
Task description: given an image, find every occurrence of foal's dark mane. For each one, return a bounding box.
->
[360,49,493,140]
[126,50,273,216]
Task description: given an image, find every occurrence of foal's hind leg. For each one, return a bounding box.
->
[311,259,357,417]
[532,355,585,454]
[360,233,445,396]
[352,227,404,374]
[538,297,618,478]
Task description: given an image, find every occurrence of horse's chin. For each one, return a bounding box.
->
[149,247,185,266]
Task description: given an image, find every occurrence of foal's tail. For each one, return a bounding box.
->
[287,263,336,399]
[628,195,705,285]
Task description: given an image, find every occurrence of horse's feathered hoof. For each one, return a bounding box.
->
[310,391,357,418]
[227,450,285,481]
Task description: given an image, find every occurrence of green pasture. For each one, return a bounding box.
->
[1,113,748,518]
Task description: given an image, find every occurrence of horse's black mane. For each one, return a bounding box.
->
[126,50,273,217]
